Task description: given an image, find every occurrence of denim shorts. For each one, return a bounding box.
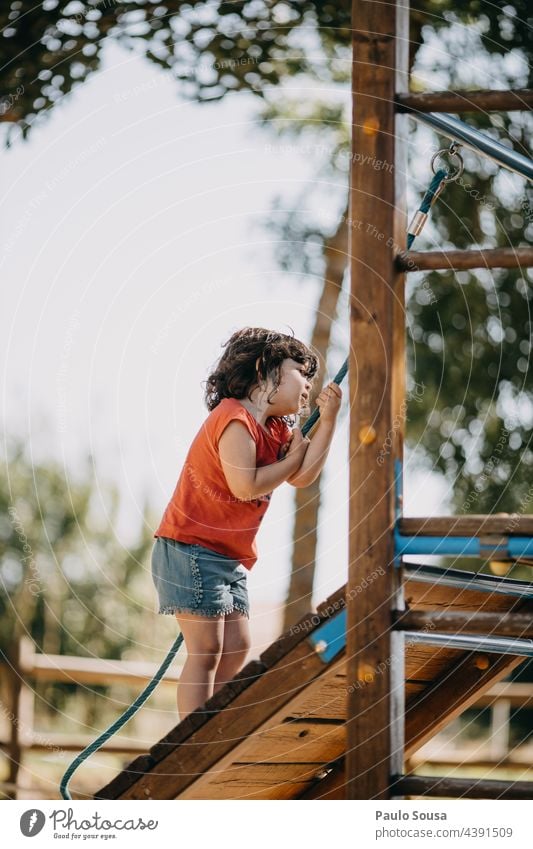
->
[151,536,250,619]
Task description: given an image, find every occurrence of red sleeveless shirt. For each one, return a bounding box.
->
[154,398,292,569]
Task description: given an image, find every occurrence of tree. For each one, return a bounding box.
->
[1,0,350,145]
[0,434,156,725]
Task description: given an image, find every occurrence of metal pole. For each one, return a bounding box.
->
[413,111,533,182]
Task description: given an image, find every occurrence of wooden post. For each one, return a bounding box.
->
[489,699,511,762]
[347,0,408,798]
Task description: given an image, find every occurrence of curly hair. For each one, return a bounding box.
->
[203,327,319,416]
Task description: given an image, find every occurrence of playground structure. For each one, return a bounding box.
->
[6,0,518,800]
[92,564,533,801]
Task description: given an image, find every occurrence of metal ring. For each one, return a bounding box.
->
[430,146,464,183]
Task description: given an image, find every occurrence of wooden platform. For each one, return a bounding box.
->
[94,569,533,800]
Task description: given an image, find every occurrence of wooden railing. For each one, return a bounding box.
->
[0,636,182,799]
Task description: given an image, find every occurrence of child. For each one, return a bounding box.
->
[151,327,342,719]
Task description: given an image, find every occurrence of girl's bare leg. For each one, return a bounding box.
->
[175,612,224,720]
[213,609,251,694]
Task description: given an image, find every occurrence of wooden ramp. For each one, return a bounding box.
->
[94,567,533,800]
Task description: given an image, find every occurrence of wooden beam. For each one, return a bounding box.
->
[0,735,148,755]
[348,0,408,800]
[396,89,533,113]
[390,774,533,799]
[393,610,533,638]
[474,681,533,708]
[400,515,533,537]
[405,654,525,757]
[20,651,181,687]
[300,653,528,799]
[397,247,533,271]
[409,757,533,771]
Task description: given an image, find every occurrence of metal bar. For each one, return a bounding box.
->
[393,610,533,638]
[403,630,533,657]
[396,89,533,113]
[395,529,533,558]
[390,773,533,799]
[396,529,479,556]
[410,111,533,182]
[403,561,533,598]
[397,247,533,271]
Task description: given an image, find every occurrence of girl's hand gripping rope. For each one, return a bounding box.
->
[315,382,342,425]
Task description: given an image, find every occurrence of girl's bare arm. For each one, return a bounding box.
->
[219,421,307,501]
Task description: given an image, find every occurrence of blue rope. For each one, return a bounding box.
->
[59,166,447,800]
[301,359,348,436]
[407,168,448,249]
[60,631,183,800]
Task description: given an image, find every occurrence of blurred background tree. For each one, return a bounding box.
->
[0,435,157,727]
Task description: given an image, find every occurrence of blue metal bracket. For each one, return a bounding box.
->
[393,459,403,568]
[393,461,533,560]
[307,609,347,664]
[395,532,533,559]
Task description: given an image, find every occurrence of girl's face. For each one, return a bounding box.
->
[268,357,312,416]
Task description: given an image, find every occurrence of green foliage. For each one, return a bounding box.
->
[0,436,156,716]
[0,0,350,145]
[2,1,530,146]
[406,14,533,513]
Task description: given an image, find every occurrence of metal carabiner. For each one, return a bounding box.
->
[430,141,465,183]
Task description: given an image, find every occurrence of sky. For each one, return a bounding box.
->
[1,39,449,610]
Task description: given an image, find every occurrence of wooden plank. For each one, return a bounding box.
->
[285,668,347,720]
[394,610,533,638]
[313,569,526,618]
[391,774,533,799]
[183,763,319,800]
[405,645,465,683]
[104,639,334,799]
[404,578,531,613]
[235,720,346,764]
[93,568,532,800]
[474,681,533,707]
[0,734,150,755]
[347,0,408,801]
[405,653,525,757]
[396,89,533,113]
[410,758,533,772]
[410,746,533,768]
[21,652,181,687]
[177,659,347,800]
[405,681,427,700]
[300,652,529,800]
[398,247,533,271]
[400,515,533,536]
